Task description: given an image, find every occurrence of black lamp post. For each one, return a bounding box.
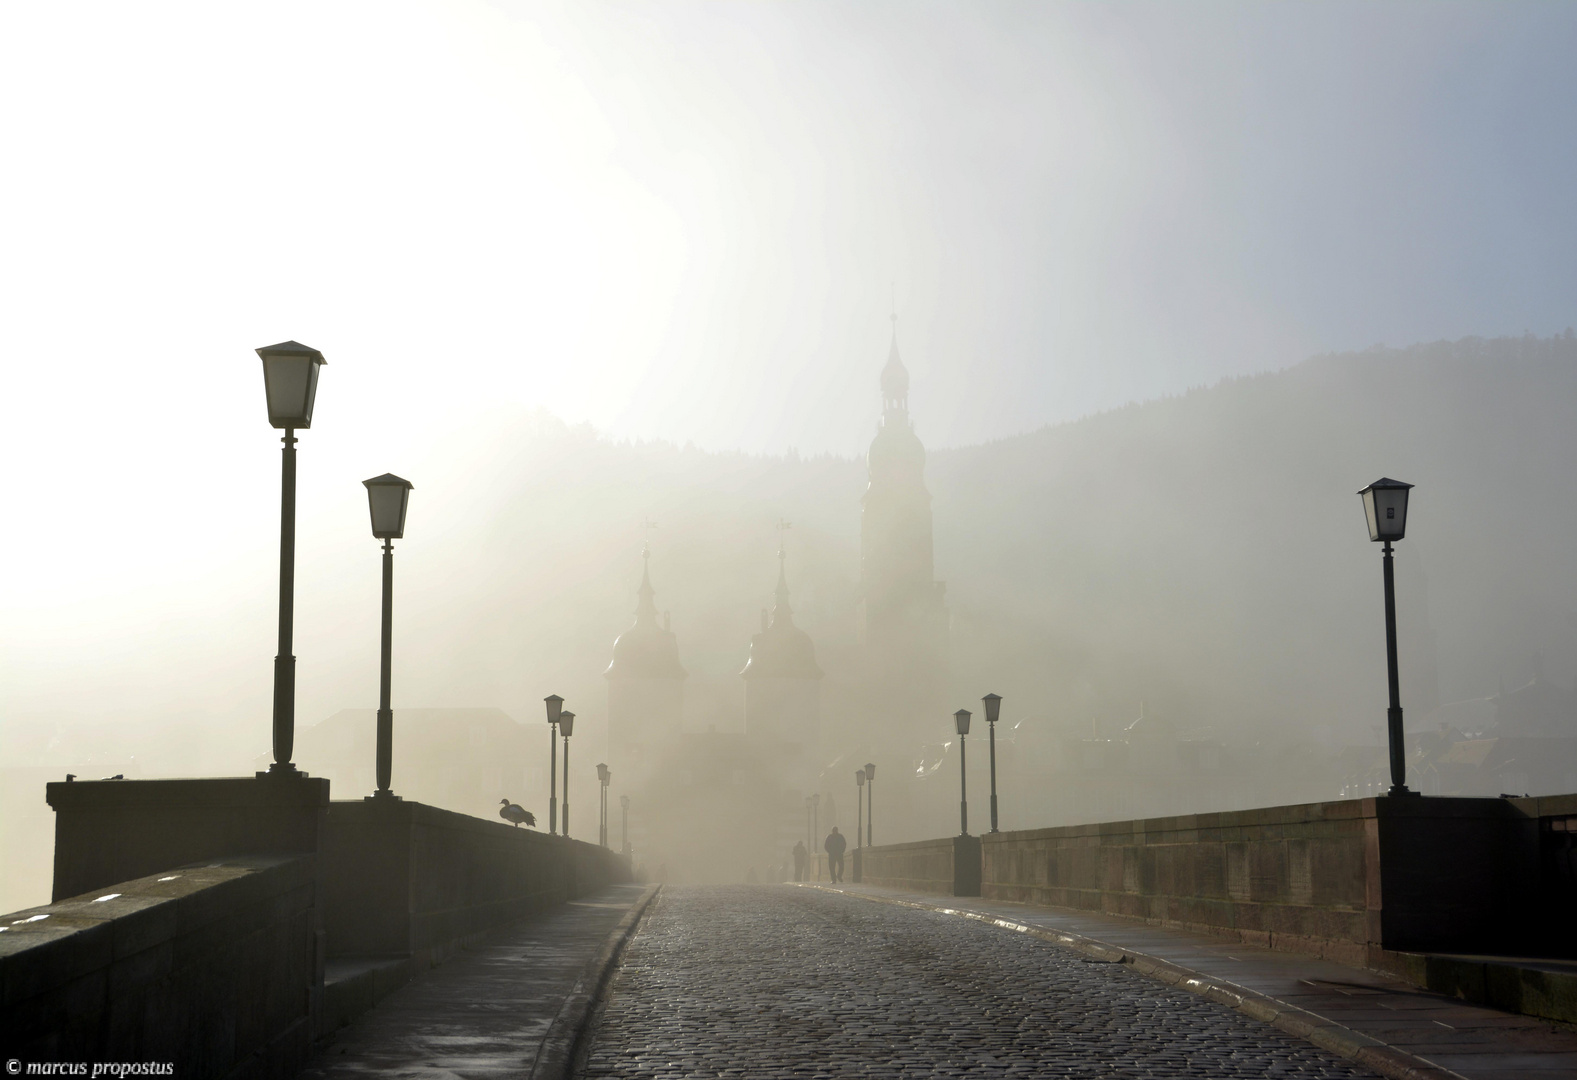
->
[256,340,326,777]
[1358,477,1419,797]
[864,762,875,846]
[955,709,972,835]
[812,793,821,880]
[362,473,413,799]
[620,794,630,857]
[544,695,563,834]
[983,693,1002,832]
[597,763,611,848]
[559,711,575,835]
[855,769,866,849]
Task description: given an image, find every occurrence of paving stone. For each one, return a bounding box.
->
[584,886,1379,1079]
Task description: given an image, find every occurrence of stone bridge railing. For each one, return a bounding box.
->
[859,793,1577,967]
[0,776,630,1077]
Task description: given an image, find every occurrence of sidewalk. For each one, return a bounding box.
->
[802,883,1577,1080]
[300,883,657,1080]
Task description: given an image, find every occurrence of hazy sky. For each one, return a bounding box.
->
[3,2,1576,740]
[5,2,1575,454]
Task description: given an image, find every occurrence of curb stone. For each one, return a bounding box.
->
[799,884,1467,1080]
[532,883,662,1080]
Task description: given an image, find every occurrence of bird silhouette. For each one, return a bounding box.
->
[499,799,536,828]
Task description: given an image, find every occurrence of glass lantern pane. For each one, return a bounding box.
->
[264,356,313,425]
[1362,489,1381,541]
[368,485,407,537]
[1374,488,1407,539]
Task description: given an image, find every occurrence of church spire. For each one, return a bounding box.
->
[635,541,658,625]
[772,519,794,626]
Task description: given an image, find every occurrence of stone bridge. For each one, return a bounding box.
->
[6,778,1577,1079]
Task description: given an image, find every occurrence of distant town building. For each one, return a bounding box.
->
[859,318,949,747]
[605,545,687,765]
[597,320,965,878]
[739,544,823,787]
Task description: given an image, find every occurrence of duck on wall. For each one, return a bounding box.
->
[499,798,536,828]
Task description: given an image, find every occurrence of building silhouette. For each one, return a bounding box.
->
[604,544,686,766]
[860,317,949,746]
[596,318,956,878]
[740,542,824,789]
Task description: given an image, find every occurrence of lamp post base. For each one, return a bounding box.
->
[261,762,305,778]
[1386,785,1422,797]
[366,789,402,803]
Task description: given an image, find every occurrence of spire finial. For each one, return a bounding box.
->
[771,519,794,626]
[635,532,658,622]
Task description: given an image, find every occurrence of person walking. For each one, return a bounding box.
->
[824,826,847,883]
[792,840,808,882]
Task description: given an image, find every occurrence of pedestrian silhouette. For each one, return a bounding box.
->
[824,826,847,882]
[792,840,808,882]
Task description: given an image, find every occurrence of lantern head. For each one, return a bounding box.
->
[362,474,413,539]
[1358,477,1413,542]
[256,340,326,429]
[544,695,564,725]
[954,709,972,736]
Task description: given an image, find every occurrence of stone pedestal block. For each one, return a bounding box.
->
[953,834,982,896]
[46,776,329,902]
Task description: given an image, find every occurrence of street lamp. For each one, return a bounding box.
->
[955,709,972,835]
[559,711,575,835]
[983,693,1002,832]
[596,763,611,848]
[812,793,821,880]
[1358,477,1419,798]
[256,340,326,776]
[362,473,412,799]
[864,762,875,847]
[855,769,866,849]
[544,695,563,834]
[620,794,630,857]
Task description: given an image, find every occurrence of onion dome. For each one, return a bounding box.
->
[740,552,823,680]
[604,547,687,680]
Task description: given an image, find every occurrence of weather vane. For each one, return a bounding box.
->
[775,518,792,561]
[642,518,658,557]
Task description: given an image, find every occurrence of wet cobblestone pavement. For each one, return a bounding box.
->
[584,885,1380,1079]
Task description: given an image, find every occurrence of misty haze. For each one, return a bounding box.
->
[4,3,1577,1077]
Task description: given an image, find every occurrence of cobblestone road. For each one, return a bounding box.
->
[584,886,1381,1079]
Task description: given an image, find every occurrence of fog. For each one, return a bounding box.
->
[4,2,1577,906]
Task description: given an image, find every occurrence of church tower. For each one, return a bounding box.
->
[740,540,823,762]
[604,545,686,762]
[860,317,948,738]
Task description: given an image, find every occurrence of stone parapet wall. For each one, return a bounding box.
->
[0,855,318,1079]
[983,801,1373,962]
[858,837,957,895]
[978,794,1577,963]
[321,798,630,964]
